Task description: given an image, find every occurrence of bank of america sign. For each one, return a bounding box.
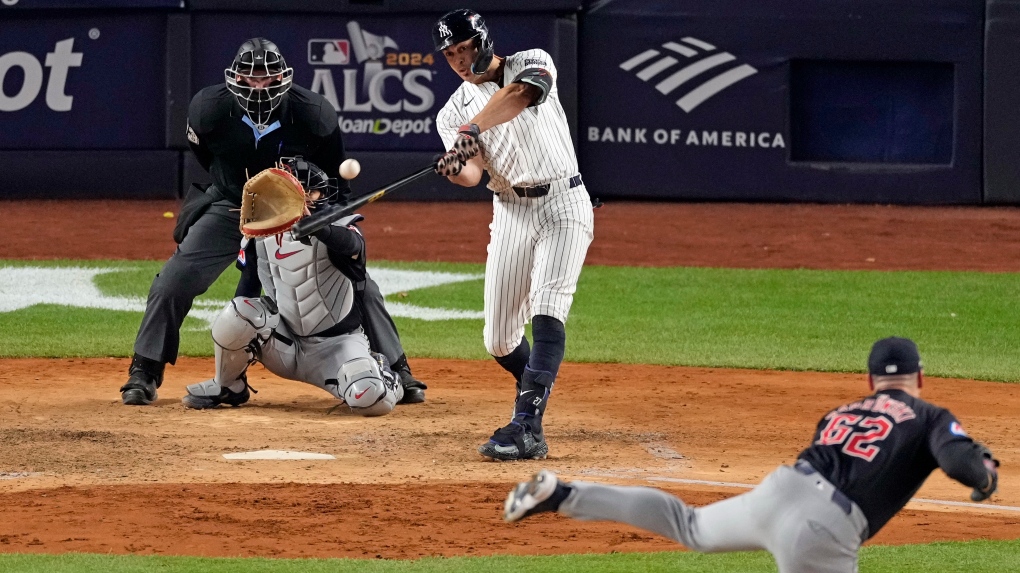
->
[620,37,758,112]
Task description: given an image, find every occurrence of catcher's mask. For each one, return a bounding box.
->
[433,9,494,75]
[279,156,339,212]
[225,37,294,129]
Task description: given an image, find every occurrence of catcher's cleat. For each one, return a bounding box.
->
[479,420,548,461]
[182,377,253,410]
[120,363,163,406]
[504,469,567,522]
[397,369,427,404]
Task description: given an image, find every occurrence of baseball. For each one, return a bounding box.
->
[339,158,361,180]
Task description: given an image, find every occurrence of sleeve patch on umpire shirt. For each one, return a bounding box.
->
[949,421,967,436]
[187,124,199,145]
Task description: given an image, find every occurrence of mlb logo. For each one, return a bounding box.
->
[308,39,351,65]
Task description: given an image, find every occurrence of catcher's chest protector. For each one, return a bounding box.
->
[262,234,356,336]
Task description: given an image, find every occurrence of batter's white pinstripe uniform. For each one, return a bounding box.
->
[437,49,595,357]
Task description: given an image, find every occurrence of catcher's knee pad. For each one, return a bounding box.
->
[212,296,280,351]
[339,356,402,416]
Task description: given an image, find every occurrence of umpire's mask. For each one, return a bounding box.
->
[225,38,294,129]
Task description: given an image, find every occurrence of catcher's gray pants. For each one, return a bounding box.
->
[134,199,407,367]
[560,464,869,573]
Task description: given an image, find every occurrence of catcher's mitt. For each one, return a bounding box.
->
[239,167,306,238]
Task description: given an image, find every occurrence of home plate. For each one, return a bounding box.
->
[222,450,335,460]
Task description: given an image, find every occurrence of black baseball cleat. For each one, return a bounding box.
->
[182,377,253,409]
[398,369,427,404]
[504,469,568,522]
[479,420,548,461]
[119,356,163,405]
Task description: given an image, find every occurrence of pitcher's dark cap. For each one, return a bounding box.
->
[868,337,922,376]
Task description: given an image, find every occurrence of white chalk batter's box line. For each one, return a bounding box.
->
[583,472,1020,513]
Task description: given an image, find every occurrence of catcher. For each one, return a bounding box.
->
[182,158,403,415]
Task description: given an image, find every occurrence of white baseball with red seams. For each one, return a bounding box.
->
[436,48,594,356]
[339,158,361,180]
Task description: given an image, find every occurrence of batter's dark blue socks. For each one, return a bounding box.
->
[514,366,555,437]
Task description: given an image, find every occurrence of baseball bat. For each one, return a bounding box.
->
[291,162,436,241]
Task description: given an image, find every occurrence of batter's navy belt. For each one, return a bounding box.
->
[794,460,853,515]
[512,174,582,198]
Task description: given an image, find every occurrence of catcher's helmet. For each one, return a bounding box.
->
[433,9,494,75]
[279,156,339,212]
[225,38,294,129]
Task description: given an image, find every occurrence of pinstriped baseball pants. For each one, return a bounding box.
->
[483,181,594,357]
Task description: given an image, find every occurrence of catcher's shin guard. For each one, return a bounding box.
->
[338,355,403,416]
[210,296,279,382]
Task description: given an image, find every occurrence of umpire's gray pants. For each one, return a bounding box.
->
[560,465,869,573]
[134,200,242,364]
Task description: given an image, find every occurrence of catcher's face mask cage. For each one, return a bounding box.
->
[225,37,294,129]
[279,156,339,212]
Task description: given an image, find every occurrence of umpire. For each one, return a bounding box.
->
[121,38,426,406]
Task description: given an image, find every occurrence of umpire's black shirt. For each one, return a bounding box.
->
[798,389,991,537]
[186,84,350,206]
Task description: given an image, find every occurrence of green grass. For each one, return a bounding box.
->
[1,540,1018,573]
[2,260,1019,380]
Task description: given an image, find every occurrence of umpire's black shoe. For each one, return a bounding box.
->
[120,355,164,405]
[397,369,427,404]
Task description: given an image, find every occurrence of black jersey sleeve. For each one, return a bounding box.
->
[313,222,365,259]
[928,410,991,490]
[186,92,214,172]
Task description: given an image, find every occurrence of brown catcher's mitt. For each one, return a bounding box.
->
[239,167,306,238]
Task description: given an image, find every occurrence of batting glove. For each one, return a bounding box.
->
[453,123,481,162]
[435,151,464,177]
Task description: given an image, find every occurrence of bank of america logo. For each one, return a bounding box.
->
[620,37,757,112]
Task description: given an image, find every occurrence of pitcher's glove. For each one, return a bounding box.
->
[970,443,1000,502]
[452,123,481,162]
[239,167,307,238]
[435,151,464,177]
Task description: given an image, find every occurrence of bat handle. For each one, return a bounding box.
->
[291,204,343,242]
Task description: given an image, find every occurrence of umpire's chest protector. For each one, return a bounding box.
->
[261,235,356,336]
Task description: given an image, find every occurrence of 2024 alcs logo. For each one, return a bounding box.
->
[307,21,435,137]
[0,38,82,112]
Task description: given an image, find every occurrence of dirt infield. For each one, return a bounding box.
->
[1,200,1018,558]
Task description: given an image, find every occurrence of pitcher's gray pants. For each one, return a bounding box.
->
[560,465,869,573]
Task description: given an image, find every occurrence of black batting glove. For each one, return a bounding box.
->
[435,151,464,177]
[453,123,481,162]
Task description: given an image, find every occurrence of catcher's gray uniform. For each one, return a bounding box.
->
[186,219,402,415]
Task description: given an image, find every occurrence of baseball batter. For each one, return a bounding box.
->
[182,158,403,415]
[432,9,595,460]
[505,337,1000,573]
